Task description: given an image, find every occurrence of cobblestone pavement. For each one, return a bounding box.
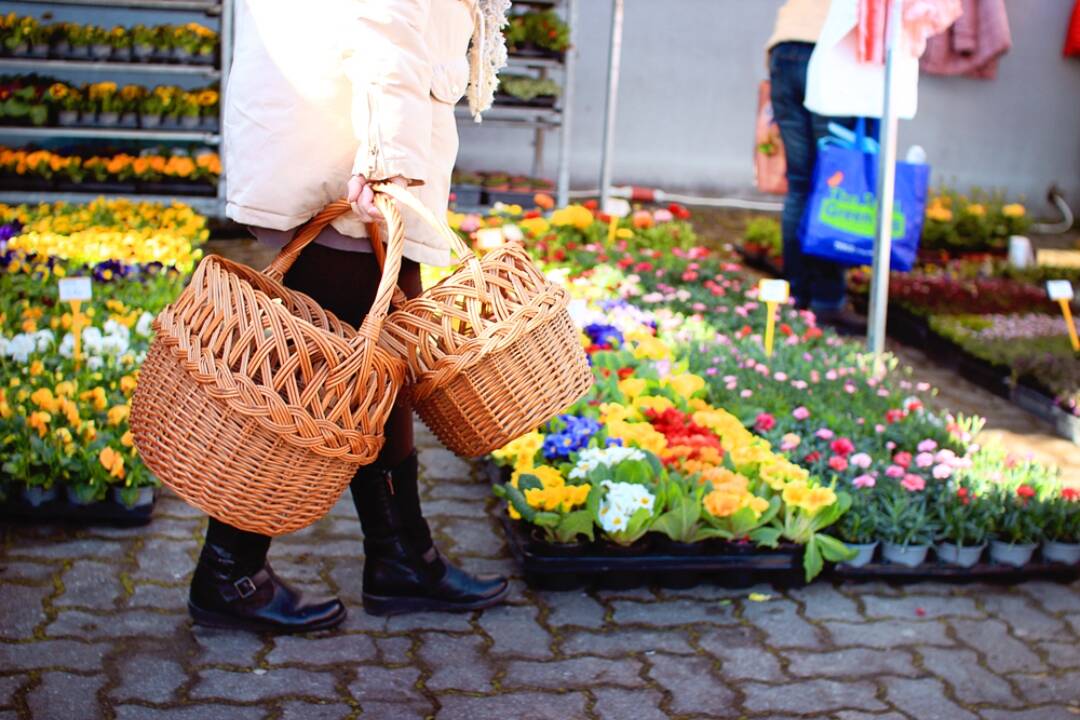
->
[2,423,1079,720]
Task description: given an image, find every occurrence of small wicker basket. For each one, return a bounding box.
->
[374,183,594,457]
[131,196,408,536]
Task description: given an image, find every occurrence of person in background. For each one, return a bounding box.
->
[767,0,868,332]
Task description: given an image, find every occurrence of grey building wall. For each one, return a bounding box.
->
[458,0,1080,206]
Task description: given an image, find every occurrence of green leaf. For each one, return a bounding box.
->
[556,510,594,543]
[28,104,48,127]
[816,533,857,562]
[803,535,825,582]
[693,526,734,541]
[748,526,782,548]
[517,473,544,492]
[533,512,561,528]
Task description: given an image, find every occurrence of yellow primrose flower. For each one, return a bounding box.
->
[492,431,543,469]
[519,217,550,237]
[629,334,671,361]
[121,431,134,447]
[1002,203,1025,218]
[635,395,674,414]
[55,381,76,397]
[782,481,810,509]
[664,373,706,399]
[703,490,744,518]
[28,411,51,437]
[607,419,668,456]
[745,495,771,516]
[964,203,986,217]
[801,486,837,515]
[30,388,58,412]
[599,402,637,424]
[107,404,130,426]
[617,377,647,400]
[550,204,594,230]
[29,359,45,376]
[98,446,125,479]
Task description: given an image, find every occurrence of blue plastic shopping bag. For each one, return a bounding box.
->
[801,122,930,271]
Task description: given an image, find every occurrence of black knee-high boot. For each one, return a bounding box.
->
[189,518,346,633]
[350,453,508,616]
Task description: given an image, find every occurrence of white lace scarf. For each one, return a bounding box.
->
[467,0,512,121]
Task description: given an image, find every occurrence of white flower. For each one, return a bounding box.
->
[6,334,35,363]
[569,446,646,480]
[597,480,655,533]
[59,333,75,358]
[33,330,54,352]
[135,311,155,337]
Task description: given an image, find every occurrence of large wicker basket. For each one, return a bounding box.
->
[374,184,593,457]
[130,195,408,536]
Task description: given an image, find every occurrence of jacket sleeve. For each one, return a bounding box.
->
[342,0,432,185]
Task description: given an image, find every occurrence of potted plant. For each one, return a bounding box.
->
[2,14,35,56]
[191,22,217,64]
[139,86,170,128]
[835,487,879,567]
[876,483,937,567]
[87,25,111,60]
[494,465,596,555]
[988,483,1044,567]
[109,25,132,62]
[51,22,71,56]
[933,479,992,568]
[177,91,201,129]
[93,82,122,126]
[194,88,219,131]
[131,24,156,61]
[28,18,51,58]
[66,23,91,59]
[112,483,156,510]
[1042,487,1080,565]
[119,84,143,127]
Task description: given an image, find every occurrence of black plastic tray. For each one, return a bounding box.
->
[0,489,157,526]
[832,559,1080,584]
[734,246,784,278]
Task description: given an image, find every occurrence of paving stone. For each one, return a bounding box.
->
[278,701,353,720]
[114,706,267,720]
[375,636,413,664]
[740,597,823,648]
[155,493,206,518]
[423,498,487,517]
[862,593,983,620]
[592,687,668,720]
[1015,670,1080,705]
[418,448,472,480]
[885,677,978,720]
[0,583,51,639]
[127,583,186,610]
[327,560,365,604]
[477,603,554,659]
[419,634,493,692]
[349,666,428,708]
[132,537,196,582]
[918,647,1023,707]
[47,609,187,639]
[560,628,694,658]
[436,692,588,720]
[980,593,1068,640]
[593,585,657,601]
[0,675,27,705]
[696,626,785,682]
[271,541,365,560]
[382,611,474,633]
[503,656,643,690]
[1016,581,1080,615]
[359,701,433,719]
[951,618,1043,674]
[789,582,861,620]
[742,678,885,715]
[426,481,492,502]
[980,708,1080,720]
[267,633,377,666]
[193,626,267,667]
[27,672,105,720]
[611,598,736,627]
[438,517,503,558]
[10,538,128,560]
[784,647,920,678]
[192,667,337,701]
[1039,641,1080,669]
[111,655,185,703]
[0,561,60,583]
[540,591,607,629]
[835,713,909,720]
[826,619,953,648]
[647,654,735,716]
[0,640,110,671]
[55,561,124,610]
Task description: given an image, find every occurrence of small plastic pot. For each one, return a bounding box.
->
[1042,541,1080,565]
[22,485,58,508]
[69,44,90,59]
[30,43,49,58]
[78,110,97,126]
[140,113,163,129]
[111,486,155,509]
[66,484,99,506]
[180,114,201,129]
[98,111,120,126]
[8,42,29,57]
[120,112,139,128]
[841,541,878,568]
[133,43,154,61]
[881,542,930,568]
[90,43,112,60]
[935,542,986,568]
[989,540,1037,567]
[58,110,79,126]
[655,539,704,589]
[113,46,132,62]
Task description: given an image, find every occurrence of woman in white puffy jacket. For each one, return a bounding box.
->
[189,0,512,634]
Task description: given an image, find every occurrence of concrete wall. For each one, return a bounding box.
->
[458,0,1080,206]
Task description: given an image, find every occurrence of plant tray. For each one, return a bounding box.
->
[1012,384,1080,444]
[485,190,538,207]
[734,246,783,278]
[832,559,1080,583]
[450,184,483,208]
[0,486,158,526]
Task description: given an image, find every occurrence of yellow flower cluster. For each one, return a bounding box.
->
[0,148,221,181]
[550,204,594,230]
[508,464,589,515]
[781,481,837,516]
[491,430,543,470]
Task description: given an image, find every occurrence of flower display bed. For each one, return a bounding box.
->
[0,483,157,525]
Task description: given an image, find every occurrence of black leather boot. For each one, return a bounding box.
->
[188,519,346,633]
[350,453,509,616]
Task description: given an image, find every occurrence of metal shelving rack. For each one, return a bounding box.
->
[457,0,577,207]
[0,0,232,217]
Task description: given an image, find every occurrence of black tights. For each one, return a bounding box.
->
[206,243,422,555]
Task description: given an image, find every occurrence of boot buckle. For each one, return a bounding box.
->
[233,576,257,599]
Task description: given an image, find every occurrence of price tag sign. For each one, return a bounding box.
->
[758,279,790,303]
[1047,280,1075,302]
[501,224,524,243]
[603,198,631,218]
[475,227,505,252]
[58,277,92,302]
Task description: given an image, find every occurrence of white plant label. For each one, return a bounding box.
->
[475,227,505,250]
[758,279,790,303]
[603,198,631,218]
[501,224,524,243]
[1046,280,1075,302]
[58,277,92,302]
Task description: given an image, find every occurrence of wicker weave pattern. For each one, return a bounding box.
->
[131,195,408,536]
[373,184,594,457]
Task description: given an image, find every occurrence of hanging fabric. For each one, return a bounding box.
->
[921,0,1012,79]
[857,0,962,65]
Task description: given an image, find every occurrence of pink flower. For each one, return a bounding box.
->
[844,383,857,394]
[830,437,855,457]
[780,433,802,451]
[816,428,835,440]
[935,449,957,465]
[875,424,886,434]
[774,372,788,382]
[917,439,938,453]
[825,370,838,381]
[932,464,953,480]
[915,452,935,469]
[792,406,811,421]
[850,452,873,469]
[893,451,912,468]
[792,380,809,390]
[828,455,849,472]
[740,389,753,398]
[885,465,905,478]
[901,474,926,492]
[755,413,777,432]
[853,474,876,489]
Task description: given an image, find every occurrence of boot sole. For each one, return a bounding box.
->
[362,583,511,617]
[188,601,347,634]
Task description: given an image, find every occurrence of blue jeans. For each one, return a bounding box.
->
[769,42,858,311]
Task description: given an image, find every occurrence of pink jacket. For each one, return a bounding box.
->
[224,0,486,266]
[921,0,1012,79]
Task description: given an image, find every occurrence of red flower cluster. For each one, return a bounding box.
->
[1016,484,1036,504]
[893,451,912,468]
[755,413,776,432]
[830,437,855,457]
[645,408,725,464]
[668,203,691,220]
[885,408,905,424]
[1063,488,1079,502]
[957,487,971,505]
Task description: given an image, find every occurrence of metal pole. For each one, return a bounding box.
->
[598,0,624,210]
[866,0,904,362]
[556,0,578,208]
[216,0,234,219]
